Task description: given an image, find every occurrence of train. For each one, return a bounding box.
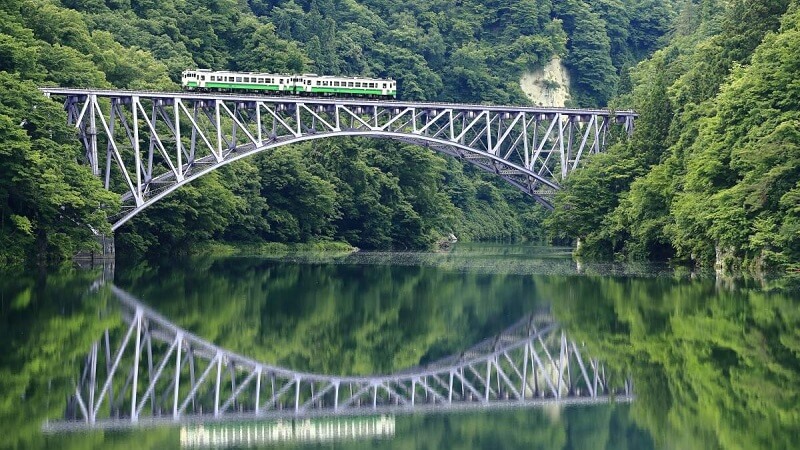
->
[181,69,397,99]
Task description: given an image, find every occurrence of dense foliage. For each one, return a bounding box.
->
[548,273,800,449]
[1,0,671,265]
[548,0,800,272]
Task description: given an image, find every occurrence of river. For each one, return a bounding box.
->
[1,243,798,449]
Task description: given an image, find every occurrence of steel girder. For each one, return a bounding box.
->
[40,88,635,230]
[47,285,632,431]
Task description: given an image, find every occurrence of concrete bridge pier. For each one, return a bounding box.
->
[75,234,115,275]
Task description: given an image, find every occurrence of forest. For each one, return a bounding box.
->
[1,0,797,272]
[547,0,800,272]
[0,0,674,266]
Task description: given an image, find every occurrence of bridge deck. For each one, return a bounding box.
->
[40,87,637,117]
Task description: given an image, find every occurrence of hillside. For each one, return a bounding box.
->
[0,0,672,265]
[547,0,800,272]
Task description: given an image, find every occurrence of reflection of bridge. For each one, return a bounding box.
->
[40,88,635,229]
[180,416,395,447]
[45,285,631,431]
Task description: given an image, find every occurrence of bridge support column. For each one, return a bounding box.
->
[75,234,115,274]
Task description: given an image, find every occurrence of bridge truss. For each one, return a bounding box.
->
[48,285,631,431]
[41,89,635,230]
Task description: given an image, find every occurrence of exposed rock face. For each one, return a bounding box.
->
[519,57,571,107]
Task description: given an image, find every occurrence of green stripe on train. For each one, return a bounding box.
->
[186,82,284,90]
[304,87,391,95]
[186,82,396,96]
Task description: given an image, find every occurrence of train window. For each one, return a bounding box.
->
[382,83,386,88]
[333,81,339,87]
[234,77,241,82]
[355,82,361,87]
[244,77,250,82]
[348,82,354,87]
[200,76,205,81]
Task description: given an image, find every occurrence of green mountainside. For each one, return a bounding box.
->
[548,0,800,272]
[2,0,672,265]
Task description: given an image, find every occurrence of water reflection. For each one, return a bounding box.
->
[52,284,626,431]
[0,244,798,449]
[180,416,396,447]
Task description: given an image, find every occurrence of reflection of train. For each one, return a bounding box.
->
[181,69,397,99]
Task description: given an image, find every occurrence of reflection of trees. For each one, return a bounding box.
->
[116,255,550,375]
[242,405,650,450]
[545,275,800,449]
[0,268,117,449]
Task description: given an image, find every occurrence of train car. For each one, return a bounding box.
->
[295,74,396,98]
[181,69,295,93]
[181,69,397,99]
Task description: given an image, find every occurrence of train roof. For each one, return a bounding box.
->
[183,69,393,81]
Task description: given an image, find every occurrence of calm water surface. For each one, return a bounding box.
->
[1,243,798,449]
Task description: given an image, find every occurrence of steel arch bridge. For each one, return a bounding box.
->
[40,88,635,230]
[46,284,631,431]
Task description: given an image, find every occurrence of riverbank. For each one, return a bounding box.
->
[191,241,359,257]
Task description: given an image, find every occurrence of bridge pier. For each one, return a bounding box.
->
[75,234,115,271]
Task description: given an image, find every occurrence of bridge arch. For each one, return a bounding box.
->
[110,131,559,230]
[41,89,635,230]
